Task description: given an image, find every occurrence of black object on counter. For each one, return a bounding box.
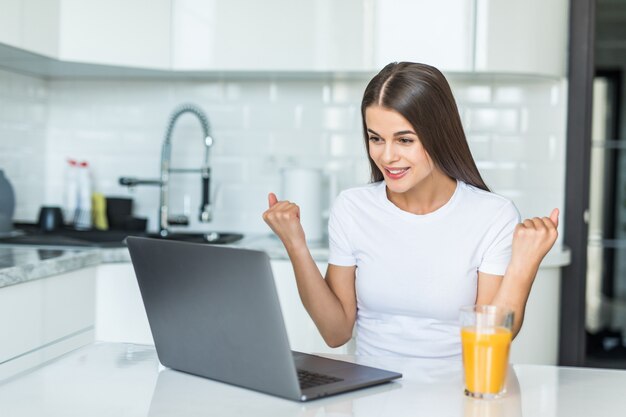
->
[106,197,133,230]
[123,216,148,232]
[37,206,64,232]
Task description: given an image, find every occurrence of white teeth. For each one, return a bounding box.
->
[388,168,407,175]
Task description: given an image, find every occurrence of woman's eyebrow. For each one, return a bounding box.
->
[367,128,416,136]
[393,130,417,136]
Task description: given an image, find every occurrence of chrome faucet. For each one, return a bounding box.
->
[119,103,214,237]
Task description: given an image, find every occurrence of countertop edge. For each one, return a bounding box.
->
[0,241,572,289]
[0,250,101,289]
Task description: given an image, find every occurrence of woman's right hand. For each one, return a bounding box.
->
[262,192,307,250]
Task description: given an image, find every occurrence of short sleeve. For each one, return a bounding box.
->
[327,193,357,266]
[478,201,521,276]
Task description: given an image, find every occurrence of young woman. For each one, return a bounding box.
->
[263,62,558,358]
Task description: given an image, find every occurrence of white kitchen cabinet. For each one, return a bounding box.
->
[0,267,96,379]
[0,0,60,57]
[93,251,565,364]
[95,263,154,345]
[373,0,475,72]
[58,0,171,69]
[510,261,565,365]
[172,0,369,71]
[0,0,22,49]
[374,0,568,77]
[270,259,354,354]
[474,0,569,76]
[94,260,351,354]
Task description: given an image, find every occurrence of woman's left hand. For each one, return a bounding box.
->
[509,208,559,272]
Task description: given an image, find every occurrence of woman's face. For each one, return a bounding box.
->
[365,105,437,194]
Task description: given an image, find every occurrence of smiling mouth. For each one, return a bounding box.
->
[384,167,409,179]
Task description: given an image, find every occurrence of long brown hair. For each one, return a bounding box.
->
[361,62,489,191]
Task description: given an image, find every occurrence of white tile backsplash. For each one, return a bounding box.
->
[0,68,567,238]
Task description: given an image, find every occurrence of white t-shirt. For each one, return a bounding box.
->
[328,180,521,358]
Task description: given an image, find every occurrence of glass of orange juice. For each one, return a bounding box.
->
[460,305,514,399]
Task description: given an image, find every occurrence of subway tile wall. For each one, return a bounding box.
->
[0,68,566,239]
[0,69,49,221]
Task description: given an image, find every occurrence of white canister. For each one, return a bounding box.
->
[281,168,323,242]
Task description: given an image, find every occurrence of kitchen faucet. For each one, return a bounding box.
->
[119,103,214,237]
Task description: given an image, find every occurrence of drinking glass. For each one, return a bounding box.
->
[460,305,514,399]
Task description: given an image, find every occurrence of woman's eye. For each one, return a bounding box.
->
[399,138,414,144]
[368,136,382,143]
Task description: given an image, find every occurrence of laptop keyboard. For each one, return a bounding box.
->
[297,369,343,390]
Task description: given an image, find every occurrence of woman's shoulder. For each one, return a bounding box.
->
[333,182,382,210]
[459,182,520,219]
[337,181,382,200]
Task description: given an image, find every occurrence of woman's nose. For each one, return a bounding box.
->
[381,143,398,162]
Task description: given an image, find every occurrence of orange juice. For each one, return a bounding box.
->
[461,326,512,396]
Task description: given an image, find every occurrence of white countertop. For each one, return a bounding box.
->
[1,342,623,416]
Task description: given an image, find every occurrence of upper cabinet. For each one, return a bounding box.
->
[372,0,569,77]
[58,0,171,69]
[0,0,60,57]
[0,0,569,77]
[171,0,568,76]
[373,0,475,72]
[473,0,569,76]
[171,0,369,71]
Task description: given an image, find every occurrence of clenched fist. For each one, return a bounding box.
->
[510,208,559,272]
[262,193,307,250]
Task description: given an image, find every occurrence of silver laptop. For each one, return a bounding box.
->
[126,236,401,402]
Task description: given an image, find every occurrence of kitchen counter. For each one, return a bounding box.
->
[0,234,331,289]
[0,246,100,289]
[0,235,570,290]
[1,342,625,416]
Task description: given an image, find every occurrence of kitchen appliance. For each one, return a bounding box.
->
[37,206,64,232]
[281,168,323,242]
[0,170,16,233]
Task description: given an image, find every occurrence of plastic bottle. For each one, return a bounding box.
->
[75,161,92,230]
[63,159,79,226]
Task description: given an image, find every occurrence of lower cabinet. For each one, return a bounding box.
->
[95,263,154,345]
[0,267,96,379]
[270,260,354,355]
[94,260,353,354]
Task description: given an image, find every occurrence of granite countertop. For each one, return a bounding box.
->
[0,247,101,289]
[0,234,330,290]
[0,234,570,290]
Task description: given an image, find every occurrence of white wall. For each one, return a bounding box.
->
[0,69,49,220]
[0,68,566,239]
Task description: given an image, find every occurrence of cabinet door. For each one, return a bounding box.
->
[172,0,368,71]
[373,0,475,72]
[0,267,96,379]
[95,263,154,345]
[0,0,60,57]
[59,0,171,69]
[474,0,568,76]
[270,259,354,354]
[0,0,22,48]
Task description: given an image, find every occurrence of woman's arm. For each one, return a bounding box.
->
[262,193,357,347]
[477,208,559,338]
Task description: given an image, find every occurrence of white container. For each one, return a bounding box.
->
[75,161,92,230]
[63,159,79,226]
[281,168,323,243]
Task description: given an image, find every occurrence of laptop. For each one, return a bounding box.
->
[126,236,402,402]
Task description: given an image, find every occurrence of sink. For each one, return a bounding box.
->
[143,232,244,245]
[0,225,244,248]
